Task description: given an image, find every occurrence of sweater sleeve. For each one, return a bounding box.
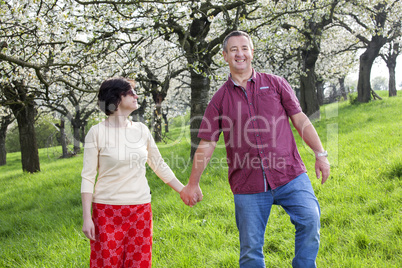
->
[81,126,99,193]
[145,126,177,183]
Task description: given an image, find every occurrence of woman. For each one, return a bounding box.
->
[81,77,184,268]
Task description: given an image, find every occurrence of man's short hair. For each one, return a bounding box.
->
[222,30,254,52]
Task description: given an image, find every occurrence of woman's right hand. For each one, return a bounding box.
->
[81,193,95,240]
[82,218,95,241]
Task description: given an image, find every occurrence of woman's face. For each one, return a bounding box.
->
[118,87,139,113]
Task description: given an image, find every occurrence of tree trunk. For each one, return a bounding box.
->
[299,32,321,119]
[72,124,81,154]
[3,83,40,172]
[59,118,68,158]
[339,77,347,100]
[0,125,8,166]
[316,79,324,105]
[357,50,377,103]
[300,67,320,120]
[190,72,210,159]
[132,99,146,123]
[152,93,164,142]
[332,83,339,102]
[0,129,6,166]
[81,124,86,147]
[385,42,398,97]
[388,63,397,97]
[13,103,40,173]
[163,111,169,133]
[0,114,13,166]
[357,30,387,102]
[153,108,162,142]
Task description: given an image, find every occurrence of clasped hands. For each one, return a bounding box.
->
[180,183,203,207]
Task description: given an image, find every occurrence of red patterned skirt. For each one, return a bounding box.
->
[90,203,153,268]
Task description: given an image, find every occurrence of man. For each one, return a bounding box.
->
[180,30,330,268]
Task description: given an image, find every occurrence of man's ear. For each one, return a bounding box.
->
[223,50,228,62]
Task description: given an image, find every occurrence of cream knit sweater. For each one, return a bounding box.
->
[81,121,177,205]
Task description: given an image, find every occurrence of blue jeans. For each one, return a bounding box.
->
[234,173,321,268]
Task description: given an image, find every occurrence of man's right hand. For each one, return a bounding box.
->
[180,183,203,207]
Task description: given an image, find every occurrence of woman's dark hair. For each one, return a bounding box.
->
[97,77,132,115]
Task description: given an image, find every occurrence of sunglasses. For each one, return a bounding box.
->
[124,89,137,97]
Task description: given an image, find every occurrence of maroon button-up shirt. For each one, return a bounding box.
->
[198,70,307,194]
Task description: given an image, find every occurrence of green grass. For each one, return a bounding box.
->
[0,91,401,267]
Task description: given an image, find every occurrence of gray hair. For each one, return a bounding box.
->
[222,31,254,52]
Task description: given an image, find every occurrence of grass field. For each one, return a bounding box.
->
[0,91,401,267]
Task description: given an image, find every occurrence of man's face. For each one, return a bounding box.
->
[223,35,254,74]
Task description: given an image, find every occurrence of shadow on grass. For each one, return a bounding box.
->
[385,162,402,179]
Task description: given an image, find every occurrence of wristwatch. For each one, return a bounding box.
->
[316,151,328,157]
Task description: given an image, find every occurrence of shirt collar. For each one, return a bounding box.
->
[228,69,256,87]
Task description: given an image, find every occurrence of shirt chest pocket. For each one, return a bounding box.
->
[256,89,284,116]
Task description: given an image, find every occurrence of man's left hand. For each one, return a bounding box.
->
[315,156,330,184]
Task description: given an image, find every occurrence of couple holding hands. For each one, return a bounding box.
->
[81,31,330,268]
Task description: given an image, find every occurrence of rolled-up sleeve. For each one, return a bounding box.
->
[198,94,222,142]
[81,127,99,193]
[278,77,302,116]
